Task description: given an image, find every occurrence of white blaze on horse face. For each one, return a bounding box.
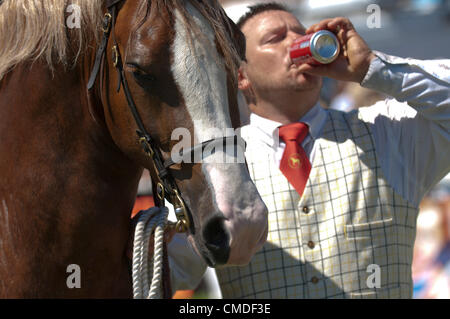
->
[172,3,231,136]
[171,3,268,265]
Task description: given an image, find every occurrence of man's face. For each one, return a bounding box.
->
[240,10,322,97]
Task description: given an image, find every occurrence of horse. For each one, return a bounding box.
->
[0,0,268,298]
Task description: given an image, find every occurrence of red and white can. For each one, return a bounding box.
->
[289,30,340,65]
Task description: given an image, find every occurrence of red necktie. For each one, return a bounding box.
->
[278,122,311,196]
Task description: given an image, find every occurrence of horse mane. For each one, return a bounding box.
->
[0,0,102,81]
[0,0,242,82]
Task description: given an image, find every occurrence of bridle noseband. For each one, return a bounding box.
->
[87,0,246,234]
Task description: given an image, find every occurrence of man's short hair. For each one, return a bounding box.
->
[236,2,292,29]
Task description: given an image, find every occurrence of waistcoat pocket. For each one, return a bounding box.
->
[345,218,394,241]
[349,285,401,299]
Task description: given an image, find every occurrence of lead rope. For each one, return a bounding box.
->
[132,206,169,299]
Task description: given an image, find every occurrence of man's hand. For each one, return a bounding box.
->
[298,17,377,83]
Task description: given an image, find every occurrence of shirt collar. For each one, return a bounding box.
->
[249,103,327,148]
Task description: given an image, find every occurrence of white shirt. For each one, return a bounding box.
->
[168,51,450,291]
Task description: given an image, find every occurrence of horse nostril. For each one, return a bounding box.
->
[202,215,230,265]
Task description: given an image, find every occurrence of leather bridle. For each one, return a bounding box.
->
[87,0,246,234]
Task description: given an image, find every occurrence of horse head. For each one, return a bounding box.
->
[91,0,268,267]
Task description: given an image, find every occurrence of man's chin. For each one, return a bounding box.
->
[291,73,322,91]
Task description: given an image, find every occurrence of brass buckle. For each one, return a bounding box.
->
[173,189,190,233]
[112,45,119,68]
[102,13,112,33]
[138,136,154,157]
[175,219,189,233]
[156,182,165,201]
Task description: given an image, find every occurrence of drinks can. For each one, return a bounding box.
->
[289,30,340,65]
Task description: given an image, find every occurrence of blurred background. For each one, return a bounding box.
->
[135,0,450,299]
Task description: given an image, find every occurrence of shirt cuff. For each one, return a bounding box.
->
[360,51,405,95]
[361,51,450,95]
[168,233,207,291]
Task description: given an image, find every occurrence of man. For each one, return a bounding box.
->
[168,3,450,298]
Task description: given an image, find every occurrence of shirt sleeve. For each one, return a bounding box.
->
[358,51,450,207]
[167,233,207,292]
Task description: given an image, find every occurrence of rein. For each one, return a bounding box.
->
[131,206,169,299]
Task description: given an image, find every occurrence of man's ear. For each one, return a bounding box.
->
[238,64,250,91]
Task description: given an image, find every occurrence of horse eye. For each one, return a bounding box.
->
[132,69,156,83]
[133,71,156,83]
[126,63,156,84]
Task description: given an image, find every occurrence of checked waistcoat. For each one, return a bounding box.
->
[215,109,419,299]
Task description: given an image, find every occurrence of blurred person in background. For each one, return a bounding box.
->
[412,202,450,298]
[154,2,450,298]
[328,81,386,112]
[412,179,450,298]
